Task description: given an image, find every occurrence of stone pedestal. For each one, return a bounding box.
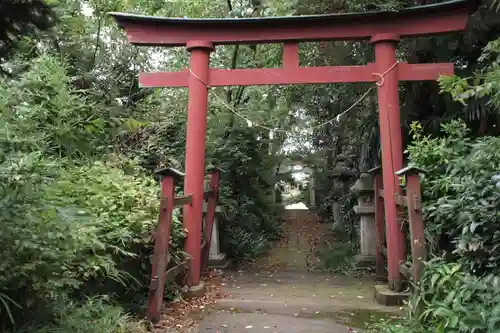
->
[352,165,377,268]
[203,203,229,269]
[374,284,409,306]
[208,217,229,268]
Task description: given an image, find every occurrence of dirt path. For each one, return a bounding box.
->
[198,210,403,333]
[158,209,403,333]
[249,209,329,272]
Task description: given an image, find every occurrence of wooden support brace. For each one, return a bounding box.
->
[395,166,427,282]
[204,189,215,200]
[370,166,386,281]
[394,193,408,207]
[175,195,193,206]
[147,172,176,322]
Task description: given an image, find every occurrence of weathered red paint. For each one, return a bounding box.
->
[405,173,426,282]
[373,170,386,282]
[183,41,214,287]
[372,34,406,292]
[201,169,221,272]
[139,62,453,88]
[147,175,175,322]
[111,2,471,47]
[283,42,300,68]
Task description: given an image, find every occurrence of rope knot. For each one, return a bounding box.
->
[371,61,398,87]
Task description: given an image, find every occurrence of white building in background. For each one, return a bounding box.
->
[285,202,309,210]
[277,163,315,210]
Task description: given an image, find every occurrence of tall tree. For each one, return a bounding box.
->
[0,0,56,60]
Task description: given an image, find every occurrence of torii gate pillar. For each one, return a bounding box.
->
[371,34,406,291]
[109,0,477,297]
[184,41,213,288]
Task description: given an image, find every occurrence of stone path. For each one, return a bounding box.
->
[189,210,403,333]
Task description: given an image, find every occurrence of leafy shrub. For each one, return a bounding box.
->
[317,242,356,273]
[413,259,500,332]
[43,161,186,302]
[45,161,184,262]
[378,259,500,333]
[34,296,147,333]
[221,225,271,263]
[0,56,116,158]
[0,155,184,326]
[208,126,284,263]
[335,191,360,245]
[407,120,500,275]
[0,153,115,325]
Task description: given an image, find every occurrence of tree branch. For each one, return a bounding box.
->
[89,9,105,72]
[226,44,240,103]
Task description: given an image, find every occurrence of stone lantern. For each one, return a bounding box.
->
[331,154,357,224]
[352,164,376,268]
[203,177,227,269]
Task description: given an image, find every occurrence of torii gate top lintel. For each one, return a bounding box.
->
[109,0,478,47]
[109,0,479,303]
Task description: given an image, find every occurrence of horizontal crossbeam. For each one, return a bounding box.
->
[139,62,453,88]
[110,0,472,46]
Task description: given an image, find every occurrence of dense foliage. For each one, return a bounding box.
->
[1,0,500,332]
[376,119,500,333]
[0,0,287,330]
[378,35,500,332]
[407,120,500,274]
[376,260,500,333]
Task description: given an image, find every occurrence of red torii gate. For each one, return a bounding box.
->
[110,0,476,297]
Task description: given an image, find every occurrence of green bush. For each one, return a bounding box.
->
[45,160,184,263]
[378,121,500,333]
[0,155,184,326]
[34,296,147,333]
[0,56,116,158]
[0,153,113,325]
[377,259,500,333]
[317,242,356,273]
[44,161,186,296]
[414,259,500,332]
[407,120,500,275]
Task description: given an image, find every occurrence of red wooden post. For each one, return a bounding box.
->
[370,167,386,282]
[109,0,476,298]
[183,40,214,288]
[147,171,176,322]
[371,33,406,292]
[396,167,427,282]
[201,167,221,272]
